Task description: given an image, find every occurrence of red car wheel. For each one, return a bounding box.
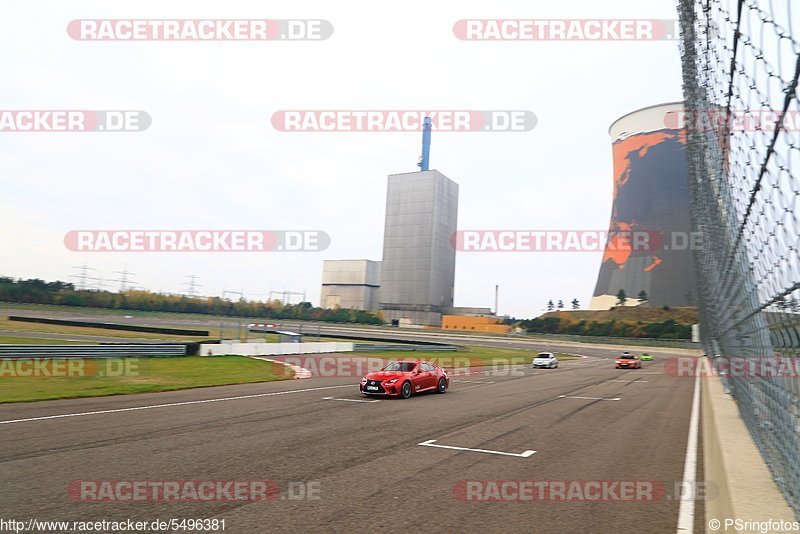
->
[435,377,447,394]
[400,381,412,399]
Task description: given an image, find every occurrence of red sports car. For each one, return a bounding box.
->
[360,360,449,399]
[615,352,642,369]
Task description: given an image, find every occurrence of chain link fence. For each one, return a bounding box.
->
[678,0,800,516]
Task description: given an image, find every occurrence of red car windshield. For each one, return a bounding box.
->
[382,362,417,372]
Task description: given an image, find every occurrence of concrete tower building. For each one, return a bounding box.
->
[379,170,459,325]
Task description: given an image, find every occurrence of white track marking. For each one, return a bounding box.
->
[676,364,701,533]
[322,396,380,403]
[418,439,536,458]
[250,356,311,379]
[453,368,526,377]
[0,384,357,425]
[605,380,649,383]
[557,395,621,401]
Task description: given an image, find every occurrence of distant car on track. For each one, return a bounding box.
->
[615,353,642,369]
[247,323,278,332]
[360,360,448,399]
[533,352,558,369]
[640,353,653,361]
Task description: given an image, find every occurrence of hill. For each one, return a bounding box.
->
[541,306,699,324]
[520,306,698,340]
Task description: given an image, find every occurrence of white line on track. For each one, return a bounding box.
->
[454,367,527,377]
[0,384,358,426]
[557,395,621,401]
[418,439,536,458]
[676,362,701,533]
[322,396,380,403]
[251,356,312,379]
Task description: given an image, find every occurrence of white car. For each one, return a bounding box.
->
[533,352,558,368]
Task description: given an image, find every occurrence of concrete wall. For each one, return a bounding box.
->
[200,342,354,356]
[322,259,381,286]
[320,285,380,311]
[450,306,494,316]
[442,315,511,333]
[379,170,459,325]
[702,363,797,529]
[588,294,645,310]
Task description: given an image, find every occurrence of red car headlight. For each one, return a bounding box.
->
[384,378,399,385]
[360,377,367,384]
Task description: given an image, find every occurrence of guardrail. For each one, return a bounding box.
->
[200,342,355,356]
[523,333,698,348]
[353,344,458,352]
[0,344,187,358]
[8,315,209,336]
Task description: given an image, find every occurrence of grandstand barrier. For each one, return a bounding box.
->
[0,344,187,358]
[200,342,355,356]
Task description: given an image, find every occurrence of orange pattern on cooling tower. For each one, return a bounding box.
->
[612,130,686,198]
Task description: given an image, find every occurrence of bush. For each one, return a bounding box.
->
[518,314,692,340]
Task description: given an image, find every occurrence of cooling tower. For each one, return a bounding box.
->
[589,102,698,310]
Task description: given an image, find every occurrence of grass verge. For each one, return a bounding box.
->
[0,356,290,403]
[0,317,286,344]
[0,316,211,341]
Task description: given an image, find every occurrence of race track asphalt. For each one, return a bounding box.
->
[0,348,704,534]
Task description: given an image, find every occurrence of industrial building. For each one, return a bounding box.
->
[320,259,380,311]
[378,169,459,326]
[320,117,463,326]
[442,315,510,333]
[590,102,698,310]
[450,306,493,316]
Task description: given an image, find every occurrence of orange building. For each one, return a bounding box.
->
[441,315,510,333]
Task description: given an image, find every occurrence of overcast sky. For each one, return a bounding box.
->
[0,0,685,318]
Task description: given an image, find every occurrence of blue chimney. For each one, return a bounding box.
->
[417,116,432,171]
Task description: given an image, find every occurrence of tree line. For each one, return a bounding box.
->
[0,277,383,324]
[545,299,581,311]
[545,290,650,311]
[519,316,691,339]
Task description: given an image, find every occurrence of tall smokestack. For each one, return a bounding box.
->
[418,116,432,171]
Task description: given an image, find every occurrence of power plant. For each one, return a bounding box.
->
[320,259,381,311]
[589,102,698,309]
[320,117,487,327]
[378,168,459,325]
[322,105,698,319]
